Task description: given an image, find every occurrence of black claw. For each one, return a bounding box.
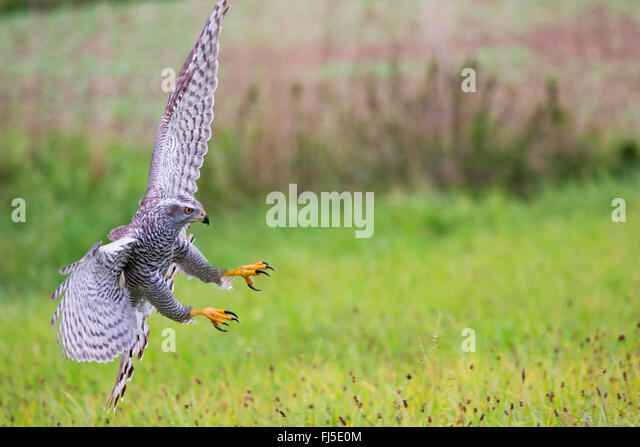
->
[223,310,239,323]
[247,283,261,292]
[255,269,270,277]
[222,322,229,326]
[214,325,228,333]
[262,261,275,269]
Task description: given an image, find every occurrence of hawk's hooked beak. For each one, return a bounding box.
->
[194,210,210,225]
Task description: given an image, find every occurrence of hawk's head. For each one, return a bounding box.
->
[161,196,209,228]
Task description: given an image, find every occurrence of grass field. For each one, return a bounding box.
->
[1,0,640,427]
[1,174,639,426]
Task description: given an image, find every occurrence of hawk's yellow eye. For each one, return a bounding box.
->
[185,207,193,214]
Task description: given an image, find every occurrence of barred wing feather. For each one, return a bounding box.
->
[146,0,230,199]
[50,238,138,363]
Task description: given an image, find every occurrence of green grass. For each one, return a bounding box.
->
[1,172,639,426]
[1,0,639,428]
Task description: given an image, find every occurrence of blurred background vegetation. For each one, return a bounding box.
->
[1,0,639,426]
[1,0,639,204]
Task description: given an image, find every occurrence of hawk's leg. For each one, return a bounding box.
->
[140,272,194,323]
[190,308,239,332]
[223,261,274,291]
[172,239,275,291]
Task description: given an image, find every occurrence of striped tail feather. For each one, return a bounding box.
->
[104,313,151,413]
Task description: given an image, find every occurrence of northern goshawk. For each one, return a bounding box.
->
[50,0,272,412]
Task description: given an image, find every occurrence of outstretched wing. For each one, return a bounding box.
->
[146,0,231,199]
[50,238,138,363]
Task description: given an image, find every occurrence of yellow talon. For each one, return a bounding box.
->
[223,261,274,291]
[190,307,239,332]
